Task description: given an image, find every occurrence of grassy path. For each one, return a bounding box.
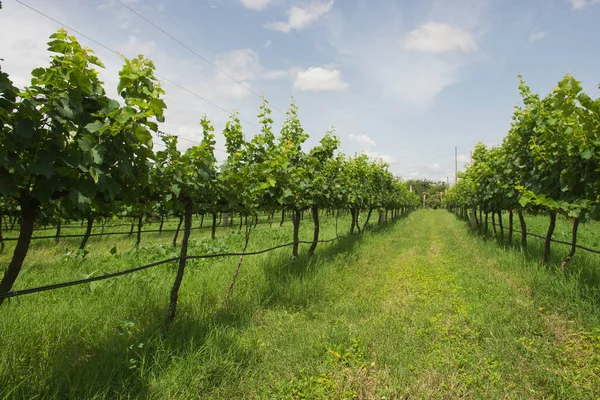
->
[1,209,599,398]
[362,210,600,398]
[242,209,600,398]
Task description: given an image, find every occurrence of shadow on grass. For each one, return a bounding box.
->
[453,212,600,306]
[19,297,261,399]
[256,215,407,310]
[2,214,412,399]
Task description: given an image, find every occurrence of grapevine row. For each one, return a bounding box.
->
[0,30,420,325]
[444,74,600,270]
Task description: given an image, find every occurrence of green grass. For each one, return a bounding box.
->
[473,210,600,308]
[1,210,600,398]
[522,212,600,249]
[480,210,600,250]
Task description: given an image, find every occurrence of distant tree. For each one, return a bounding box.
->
[405,178,448,207]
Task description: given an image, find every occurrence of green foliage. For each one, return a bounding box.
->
[155,116,216,211]
[445,74,600,221]
[2,211,600,398]
[405,178,448,198]
[1,31,416,228]
[0,29,419,308]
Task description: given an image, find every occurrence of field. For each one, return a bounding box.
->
[1,210,600,399]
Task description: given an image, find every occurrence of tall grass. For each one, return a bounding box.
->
[1,210,599,398]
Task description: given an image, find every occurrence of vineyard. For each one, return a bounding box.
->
[0,30,420,325]
[444,73,600,271]
[2,24,600,400]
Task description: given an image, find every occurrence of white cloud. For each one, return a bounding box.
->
[349,133,376,149]
[215,49,263,81]
[348,134,396,164]
[210,50,300,85]
[0,0,286,158]
[98,0,138,30]
[322,4,484,111]
[263,67,300,80]
[262,39,272,48]
[0,4,60,87]
[381,155,397,164]
[428,163,441,172]
[403,22,477,54]
[211,49,300,84]
[569,0,600,9]
[457,154,470,163]
[365,151,397,165]
[371,54,460,109]
[240,0,276,11]
[529,31,547,42]
[293,67,349,91]
[265,0,334,33]
[120,35,158,58]
[404,164,453,181]
[323,21,479,110]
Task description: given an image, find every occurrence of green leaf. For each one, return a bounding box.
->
[581,148,593,160]
[85,120,107,133]
[31,68,45,78]
[78,137,93,151]
[69,190,92,209]
[518,196,530,207]
[47,39,69,54]
[116,107,136,124]
[89,148,102,164]
[89,167,102,183]
[49,30,67,40]
[134,129,152,145]
[171,184,181,198]
[29,160,55,179]
[567,210,578,218]
[87,54,105,68]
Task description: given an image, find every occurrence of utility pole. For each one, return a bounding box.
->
[454,146,458,185]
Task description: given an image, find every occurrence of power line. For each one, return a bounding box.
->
[158,11,288,116]
[466,0,549,181]
[15,0,120,57]
[154,73,258,128]
[584,83,599,98]
[161,9,220,58]
[115,0,286,115]
[491,0,549,97]
[156,129,228,153]
[14,0,259,130]
[178,136,228,153]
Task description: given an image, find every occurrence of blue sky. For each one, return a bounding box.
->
[1,0,599,181]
